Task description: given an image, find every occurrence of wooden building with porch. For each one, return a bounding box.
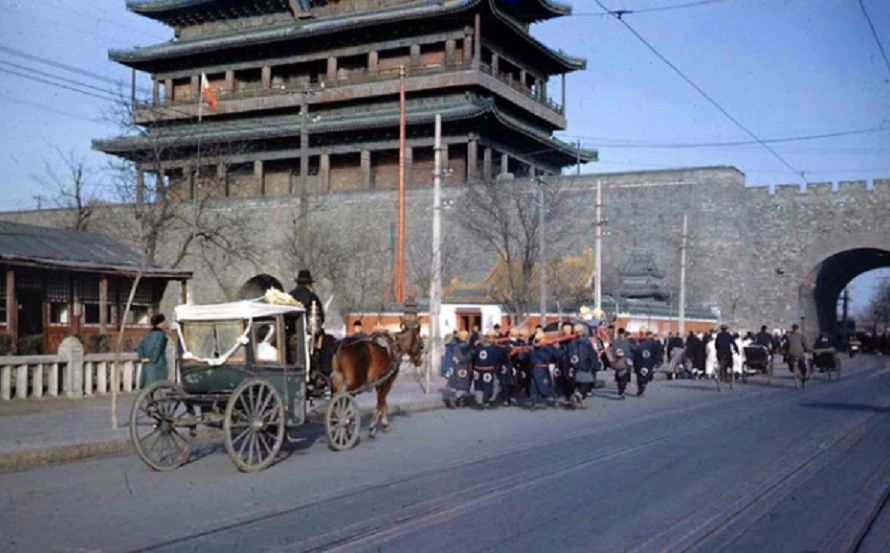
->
[0,221,191,355]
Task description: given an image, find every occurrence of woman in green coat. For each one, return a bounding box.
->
[137,314,169,386]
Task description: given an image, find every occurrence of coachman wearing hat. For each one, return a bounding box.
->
[289,270,325,326]
[290,270,334,388]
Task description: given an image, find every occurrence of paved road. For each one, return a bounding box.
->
[2,357,889,553]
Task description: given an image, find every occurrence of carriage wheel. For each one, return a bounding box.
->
[129,380,193,471]
[325,392,360,451]
[224,378,285,472]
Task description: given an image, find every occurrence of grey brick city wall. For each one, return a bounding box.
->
[2,168,888,336]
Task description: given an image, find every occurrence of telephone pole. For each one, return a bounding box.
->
[428,114,443,394]
[538,177,547,326]
[678,214,688,335]
[594,179,603,312]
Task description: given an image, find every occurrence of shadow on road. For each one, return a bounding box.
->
[797,401,890,414]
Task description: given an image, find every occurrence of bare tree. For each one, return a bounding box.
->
[31,145,100,231]
[456,174,579,320]
[863,277,890,333]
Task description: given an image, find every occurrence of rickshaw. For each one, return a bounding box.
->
[129,296,361,472]
[742,345,773,384]
[812,347,842,380]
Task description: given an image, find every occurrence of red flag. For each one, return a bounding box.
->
[201,73,217,109]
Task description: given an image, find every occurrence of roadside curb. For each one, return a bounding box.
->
[0,440,133,474]
[0,394,449,474]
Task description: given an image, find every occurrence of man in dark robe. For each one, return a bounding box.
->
[137,313,168,386]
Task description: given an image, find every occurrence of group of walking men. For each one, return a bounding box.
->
[444,322,661,410]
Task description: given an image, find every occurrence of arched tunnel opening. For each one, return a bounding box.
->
[802,248,890,340]
[238,274,284,300]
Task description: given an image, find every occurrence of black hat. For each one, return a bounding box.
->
[296,270,314,285]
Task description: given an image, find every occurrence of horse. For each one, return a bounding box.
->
[331,323,423,438]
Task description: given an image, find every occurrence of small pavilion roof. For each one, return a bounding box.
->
[112,0,585,74]
[0,220,191,279]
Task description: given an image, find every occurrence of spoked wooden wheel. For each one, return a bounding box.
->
[325,392,360,451]
[224,378,285,472]
[130,380,193,471]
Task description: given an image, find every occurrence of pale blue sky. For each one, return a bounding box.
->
[0,0,888,310]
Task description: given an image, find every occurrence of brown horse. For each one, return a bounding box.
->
[331,324,423,437]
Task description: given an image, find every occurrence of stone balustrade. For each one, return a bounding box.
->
[0,336,147,401]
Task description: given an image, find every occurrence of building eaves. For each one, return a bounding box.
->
[0,221,191,279]
[494,0,572,22]
[94,97,494,154]
[111,0,584,73]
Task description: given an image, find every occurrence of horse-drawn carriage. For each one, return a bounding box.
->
[129,296,422,472]
[811,347,842,380]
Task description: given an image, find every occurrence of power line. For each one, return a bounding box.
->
[0,60,124,100]
[0,44,151,95]
[593,0,808,184]
[556,126,890,148]
[0,92,100,124]
[0,67,119,103]
[573,0,738,17]
[857,0,890,80]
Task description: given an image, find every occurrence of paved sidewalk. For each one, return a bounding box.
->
[0,372,449,473]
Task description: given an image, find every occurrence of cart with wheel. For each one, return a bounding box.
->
[812,347,841,381]
[742,345,773,384]
[129,297,361,472]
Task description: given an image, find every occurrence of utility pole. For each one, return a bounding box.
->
[299,92,309,241]
[678,214,688,336]
[594,179,603,313]
[396,65,407,304]
[538,177,547,326]
[428,114,443,395]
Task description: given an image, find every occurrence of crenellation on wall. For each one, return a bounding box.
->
[872,178,890,193]
[773,184,801,199]
[838,180,868,193]
[805,182,832,195]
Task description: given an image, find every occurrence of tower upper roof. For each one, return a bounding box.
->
[113,0,585,74]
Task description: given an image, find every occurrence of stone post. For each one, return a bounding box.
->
[491,53,499,76]
[190,75,199,98]
[483,147,493,181]
[319,153,330,192]
[32,363,43,399]
[152,78,160,105]
[467,138,478,182]
[254,159,265,196]
[164,78,173,103]
[15,364,27,399]
[368,51,379,73]
[225,69,235,93]
[59,336,84,399]
[361,150,372,189]
[405,147,414,188]
[0,365,9,401]
[261,65,272,89]
[410,44,421,68]
[166,338,176,383]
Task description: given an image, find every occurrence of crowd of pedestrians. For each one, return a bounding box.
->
[440,316,883,407]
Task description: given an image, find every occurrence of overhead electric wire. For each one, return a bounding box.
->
[593,0,808,184]
[0,92,100,124]
[556,126,890,149]
[0,60,125,100]
[0,44,152,95]
[857,0,890,79]
[0,67,119,103]
[573,0,737,17]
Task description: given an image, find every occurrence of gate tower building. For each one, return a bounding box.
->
[94,0,597,198]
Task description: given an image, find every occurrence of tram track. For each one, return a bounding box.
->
[128,360,888,553]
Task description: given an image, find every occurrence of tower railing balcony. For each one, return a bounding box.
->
[135,59,564,119]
